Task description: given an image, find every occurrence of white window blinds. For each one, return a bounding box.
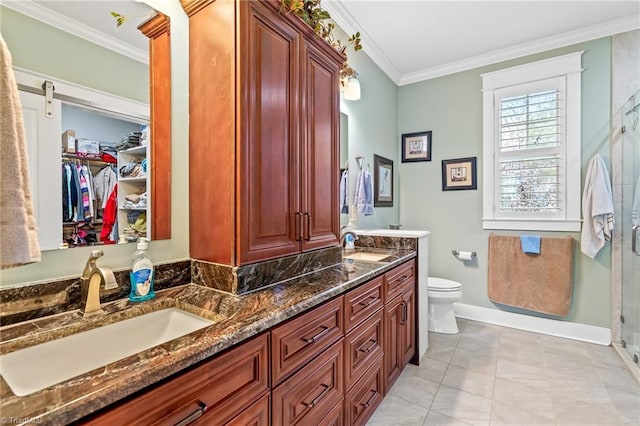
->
[497,87,563,215]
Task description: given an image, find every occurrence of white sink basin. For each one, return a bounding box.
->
[0,308,213,396]
[343,252,390,262]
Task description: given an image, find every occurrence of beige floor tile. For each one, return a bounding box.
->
[493,377,553,418]
[389,368,440,408]
[495,358,547,389]
[441,364,495,399]
[366,394,428,426]
[607,385,640,425]
[548,378,613,405]
[430,385,492,426]
[596,363,640,392]
[456,334,500,358]
[414,357,449,383]
[552,398,625,426]
[586,343,627,369]
[490,400,555,426]
[423,410,474,426]
[450,347,497,376]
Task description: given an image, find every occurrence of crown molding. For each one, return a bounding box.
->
[400,14,639,85]
[2,0,148,64]
[323,0,402,85]
[324,1,638,87]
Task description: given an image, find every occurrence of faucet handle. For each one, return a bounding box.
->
[90,250,104,259]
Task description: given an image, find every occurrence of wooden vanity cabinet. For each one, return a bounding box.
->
[77,333,269,426]
[383,265,416,392]
[183,0,342,266]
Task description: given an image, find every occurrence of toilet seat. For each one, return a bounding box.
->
[428,277,462,292]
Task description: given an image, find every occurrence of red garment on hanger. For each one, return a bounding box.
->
[100,184,117,242]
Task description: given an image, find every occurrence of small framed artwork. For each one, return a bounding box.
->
[442,157,477,191]
[373,154,393,207]
[401,131,432,163]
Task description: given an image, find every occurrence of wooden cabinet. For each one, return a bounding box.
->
[344,309,384,391]
[183,0,342,266]
[271,297,344,386]
[138,13,171,241]
[272,339,344,425]
[344,275,384,333]
[344,355,384,426]
[77,333,269,425]
[384,263,416,392]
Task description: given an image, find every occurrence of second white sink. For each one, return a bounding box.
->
[343,252,391,262]
[0,308,213,396]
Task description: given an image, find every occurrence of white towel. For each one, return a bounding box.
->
[580,154,614,258]
[0,35,41,268]
[354,169,374,216]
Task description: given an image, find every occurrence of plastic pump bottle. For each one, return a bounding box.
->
[129,238,155,302]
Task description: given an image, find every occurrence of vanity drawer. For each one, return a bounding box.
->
[78,333,269,426]
[344,275,384,332]
[272,339,344,426]
[385,260,415,301]
[344,354,384,426]
[271,296,344,386]
[344,309,384,391]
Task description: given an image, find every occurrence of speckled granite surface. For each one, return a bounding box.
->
[0,260,192,326]
[192,246,342,294]
[0,248,415,425]
[356,235,417,250]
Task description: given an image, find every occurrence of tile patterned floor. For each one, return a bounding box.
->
[367,319,640,426]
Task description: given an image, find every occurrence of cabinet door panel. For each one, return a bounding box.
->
[401,288,416,368]
[344,309,384,391]
[272,339,344,426]
[345,355,384,426]
[238,1,301,264]
[384,296,402,393]
[301,39,340,251]
[272,297,344,386]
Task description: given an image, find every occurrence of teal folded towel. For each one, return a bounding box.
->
[520,235,541,254]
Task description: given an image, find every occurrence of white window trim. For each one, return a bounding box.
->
[481,52,583,232]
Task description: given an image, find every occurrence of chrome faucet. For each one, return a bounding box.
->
[80,250,118,317]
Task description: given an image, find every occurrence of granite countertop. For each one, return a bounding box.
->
[0,248,415,425]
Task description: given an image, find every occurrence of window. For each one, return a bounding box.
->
[482,52,582,231]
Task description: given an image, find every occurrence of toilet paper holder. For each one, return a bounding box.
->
[452,250,477,259]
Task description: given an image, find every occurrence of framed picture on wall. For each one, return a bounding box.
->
[401,131,432,162]
[442,157,477,191]
[374,154,393,207]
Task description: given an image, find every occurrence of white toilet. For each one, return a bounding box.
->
[427,277,463,334]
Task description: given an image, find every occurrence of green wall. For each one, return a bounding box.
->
[0,6,148,103]
[398,38,613,328]
[338,27,400,230]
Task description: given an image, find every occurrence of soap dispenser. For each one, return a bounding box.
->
[129,237,155,302]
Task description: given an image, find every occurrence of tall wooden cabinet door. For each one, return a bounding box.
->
[238,1,302,264]
[384,295,403,393]
[300,39,341,252]
[400,288,416,368]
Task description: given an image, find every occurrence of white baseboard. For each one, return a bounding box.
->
[453,303,611,346]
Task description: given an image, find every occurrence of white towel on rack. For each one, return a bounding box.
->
[354,169,374,216]
[0,34,41,268]
[581,154,614,258]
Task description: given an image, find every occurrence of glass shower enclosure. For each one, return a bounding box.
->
[621,89,640,365]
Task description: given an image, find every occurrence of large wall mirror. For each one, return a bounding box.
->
[1,0,171,252]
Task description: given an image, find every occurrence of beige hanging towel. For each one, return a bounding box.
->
[488,234,574,317]
[0,34,41,269]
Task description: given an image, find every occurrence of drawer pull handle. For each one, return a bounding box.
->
[295,212,303,241]
[394,275,411,285]
[174,401,207,426]
[361,389,377,408]
[302,325,330,343]
[357,339,377,354]
[400,301,407,325]
[303,383,330,408]
[358,296,377,307]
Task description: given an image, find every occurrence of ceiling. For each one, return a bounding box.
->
[4,1,639,84]
[323,0,640,85]
[3,0,154,63]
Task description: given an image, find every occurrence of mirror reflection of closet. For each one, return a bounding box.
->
[339,112,349,227]
[1,1,170,250]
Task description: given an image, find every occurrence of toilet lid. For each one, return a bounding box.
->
[428,277,462,291]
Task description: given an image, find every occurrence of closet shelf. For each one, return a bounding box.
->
[119,146,146,155]
[119,176,147,182]
[119,206,147,211]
